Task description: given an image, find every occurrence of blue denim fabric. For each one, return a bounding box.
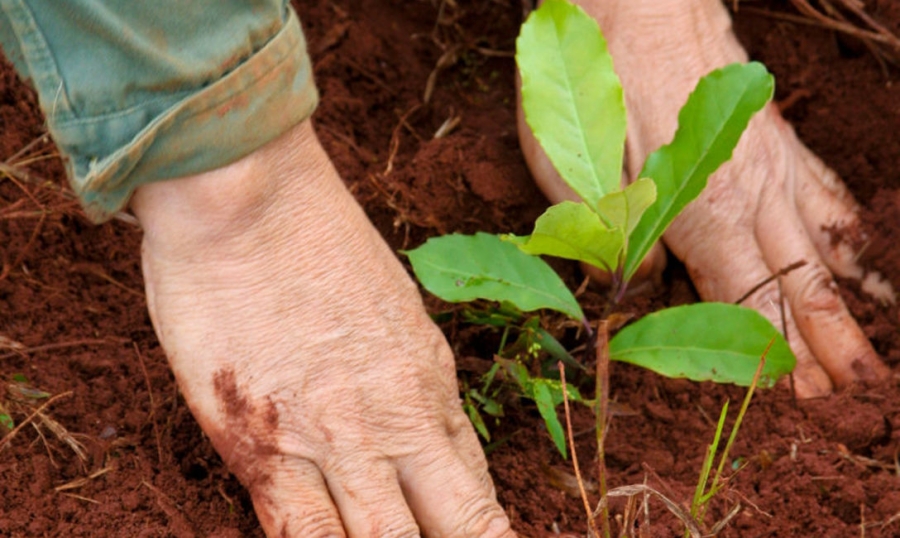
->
[0,1,318,222]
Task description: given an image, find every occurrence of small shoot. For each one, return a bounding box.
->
[688,339,774,535]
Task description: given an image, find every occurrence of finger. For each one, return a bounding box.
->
[756,193,890,387]
[248,457,347,538]
[669,214,833,396]
[446,406,495,482]
[399,436,515,538]
[784,130,864,279]
[738,279,833,398]
[789,133,897,302]
[323,456,421,538]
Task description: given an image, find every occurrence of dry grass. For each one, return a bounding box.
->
[735,0,900,71]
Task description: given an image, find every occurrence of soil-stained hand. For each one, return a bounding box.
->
[520,0,892,397]
[131,120,516,537]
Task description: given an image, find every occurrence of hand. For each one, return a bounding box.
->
[131,120,516,537]
[519,0,891,397]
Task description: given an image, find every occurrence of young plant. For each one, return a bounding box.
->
[406,0,796,532]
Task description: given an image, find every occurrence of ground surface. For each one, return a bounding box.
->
[2,1,900,536]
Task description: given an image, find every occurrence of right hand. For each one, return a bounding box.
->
[518,0,891,397]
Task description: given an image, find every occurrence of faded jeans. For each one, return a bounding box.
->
[0,0,318,222]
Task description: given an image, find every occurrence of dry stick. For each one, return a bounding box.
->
[734,260,803,401]
[30,421,58,468]
[134,343,163,465]
[743,2,900,63]
[71,264,144,299]
[5,133,51,164]
[596,319,612,538]
[1,166,43,208]
[0,338,124,361]
[383,104,422,175]
[861,503,866,538]
[0,391,73,452]
[54,466,113,492]
[792,0,900,51]
[776,276,801,403]
[0,158,139,227]
[3,210,47,282]
[559,360,599,538]
[734,260,806,305]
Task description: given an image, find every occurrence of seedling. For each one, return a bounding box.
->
[405,0,797,534]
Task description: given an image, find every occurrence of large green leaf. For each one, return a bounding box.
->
[624,62,774,280]
[405,232,584,320]
[608,303,796,386]
[504,201,624,272]
[517,0,626,207]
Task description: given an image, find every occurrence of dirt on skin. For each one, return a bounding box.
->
[2,1,900,536]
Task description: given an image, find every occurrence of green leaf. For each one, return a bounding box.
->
[534,327,584,372]
[504,201,624,273]
[0,413,13,431]
[517,0,626,206]
[464,398,491,442]
[624,62,775,280]
[608,303,795,386]
[405,232,584,320]
[497,358,581,457]
[596,177,657,236]
[533,379,568,458]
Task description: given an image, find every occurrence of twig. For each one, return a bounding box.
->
[54,467,113,492]
[596,485,703,538]
[596,319,612,538]
[134,343,163,464]
[60,492,100,504]
[734,260,806,305]
[559,360,599,538]
[739,2,900,65]
[0,338,126,360]
[383,104,422,176]
[0,391,74,452]
[70,264,144,299]
[2,210,46,282]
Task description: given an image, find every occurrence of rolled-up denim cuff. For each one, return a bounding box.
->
[1,5,318,223]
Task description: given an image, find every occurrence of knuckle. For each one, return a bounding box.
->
[739,281,784,326]
[380,521,421,538]
[278,510,346,538]
[459,497,513,537]
[791,264,843,317]
[297,516,346,538]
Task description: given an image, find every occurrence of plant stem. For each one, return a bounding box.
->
[559,361,599,538]
[595,319,611,538]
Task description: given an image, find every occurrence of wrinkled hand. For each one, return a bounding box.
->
[520,0,891,397]
[131,121,515,537]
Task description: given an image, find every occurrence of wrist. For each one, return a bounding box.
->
[130,120,327,260]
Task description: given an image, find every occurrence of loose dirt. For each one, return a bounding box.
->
[2,1,900,536]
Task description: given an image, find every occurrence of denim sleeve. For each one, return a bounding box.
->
[0,1,318,222]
